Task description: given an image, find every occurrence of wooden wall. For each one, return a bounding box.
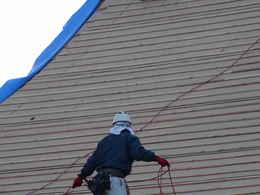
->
[0,0,260,194]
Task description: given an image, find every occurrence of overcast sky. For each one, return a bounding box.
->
[0,0,86,87]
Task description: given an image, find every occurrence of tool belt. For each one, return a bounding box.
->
[86,168,124,195]
[86,171,110,195]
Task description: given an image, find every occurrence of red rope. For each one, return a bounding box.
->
[157,166,176,195]
[168,167,176,195]
[137,37,260,133]
[63,187,72,195]
[158,167,164,195]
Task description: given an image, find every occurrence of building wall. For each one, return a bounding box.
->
[0,0,260,194]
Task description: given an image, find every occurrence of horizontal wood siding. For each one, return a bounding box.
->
[0,0,260,194]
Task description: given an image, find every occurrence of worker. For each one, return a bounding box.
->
[72,112,170,195]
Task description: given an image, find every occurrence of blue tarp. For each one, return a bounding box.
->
[0,0,101,103]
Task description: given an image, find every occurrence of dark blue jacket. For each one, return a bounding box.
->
[80,130,156,177]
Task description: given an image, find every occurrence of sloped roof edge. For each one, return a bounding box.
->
[0,0,101,103]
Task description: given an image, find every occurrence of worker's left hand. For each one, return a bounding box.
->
[155,156,170,167]
[72,176,83,188]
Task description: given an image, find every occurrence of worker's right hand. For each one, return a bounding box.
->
[72,176,83,188]
[155,156,170,167]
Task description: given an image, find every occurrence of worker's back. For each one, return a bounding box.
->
[95,130,134,176]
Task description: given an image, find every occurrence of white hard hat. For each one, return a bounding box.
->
[112,112,132,125]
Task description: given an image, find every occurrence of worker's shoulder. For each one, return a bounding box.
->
[99,133,121,142]
[99,131,138,143]
[99,134,113,141]
[120,131,140,142]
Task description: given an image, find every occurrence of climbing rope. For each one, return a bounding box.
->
[25,152,91,195]
[137,37,260,133]
[157,166,176,195]
[63,187,72,195]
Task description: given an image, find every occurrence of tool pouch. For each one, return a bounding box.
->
[87,171,111,195]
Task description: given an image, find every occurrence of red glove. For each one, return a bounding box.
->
[72,176,83,188]
[155,156,170,167]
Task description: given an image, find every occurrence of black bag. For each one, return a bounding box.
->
[87,171,111,195]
